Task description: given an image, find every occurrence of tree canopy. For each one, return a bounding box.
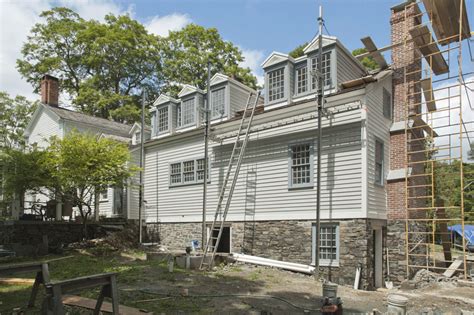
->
[288,42,308,59]
[352,48,378,71]
[17,8,162,123]
[160,24,257,95]
[17,8,257,123]
[0,91,37,149]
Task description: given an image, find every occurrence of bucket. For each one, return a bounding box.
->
[322,282,338,299]
[168,258,174,273]
[387,294,408,315]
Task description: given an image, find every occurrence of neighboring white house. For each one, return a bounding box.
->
[23,75,146,220]
[143,35,393,290]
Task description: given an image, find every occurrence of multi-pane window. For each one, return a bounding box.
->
[157,106,169,133]
[383,88,392,119]
[268,68,285,102]
[211,88,225,119]
[170,163,182,184]
[375,139,384,185]
[177,99,195,128]
[296,66,308,94]
[100,190,108,200]
[170,158,209,186]
[183,161,195,183]
[311,52,331,90]
[313,224,339,265]
[289,143,313,188]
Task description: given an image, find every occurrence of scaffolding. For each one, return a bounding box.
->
[399,0,473,279]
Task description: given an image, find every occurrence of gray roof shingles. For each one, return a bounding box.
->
[46,105,133,138]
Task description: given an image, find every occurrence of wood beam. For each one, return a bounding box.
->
[409,25,449,75]
[360,36,388,69]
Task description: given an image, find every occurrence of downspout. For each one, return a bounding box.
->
[203,62,211,247]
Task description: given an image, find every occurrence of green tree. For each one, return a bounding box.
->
[17,7,162,123]
[0,92,37,149]
[43,132,136,236]
[161,24,257,95]
[352,48,378,71]
[289,42,308,58]
[0,147,51,217]
[434,161,474,223]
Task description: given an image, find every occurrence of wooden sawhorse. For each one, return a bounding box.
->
[0,261,50,308]
[44,272,119,315]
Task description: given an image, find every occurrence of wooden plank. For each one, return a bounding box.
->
[63,295,152,315]
[422,0,471,46]
[409,25,449,75]
[360,36,388,69]
[443,257,464,278]
[420,78,436,111]
[435,200,452,266]
[0,277,35,285]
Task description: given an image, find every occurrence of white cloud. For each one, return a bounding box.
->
[240,47,266,87]
[0,0,133,102]
[145,13,191,37]
[429,76,474,160]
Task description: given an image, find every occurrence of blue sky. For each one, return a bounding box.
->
[0,0,472,100]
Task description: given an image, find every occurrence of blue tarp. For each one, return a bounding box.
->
[448,224,474,245]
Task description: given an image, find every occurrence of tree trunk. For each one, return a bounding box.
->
[94,188,100,221]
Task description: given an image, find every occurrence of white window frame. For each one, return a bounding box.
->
[312,223,340,267]
[150,110,157,137]
[311,52,332,90]
[375,139,384,186]
[288,142,314,189]
[268,67,285,102]
[383,87,392,119]
[169,158,210,187]
[211,87,226,119]
[295,65,308,95]
[99,189,108,202]
[157,106,169,134]
[178,98,195,128]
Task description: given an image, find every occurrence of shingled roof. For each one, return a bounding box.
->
[46,105,133,138]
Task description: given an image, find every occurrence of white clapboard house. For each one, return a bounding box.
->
[144,35,393,290]
[23,75,146,220]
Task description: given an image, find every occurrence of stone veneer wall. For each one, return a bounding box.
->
[149,218,384,290]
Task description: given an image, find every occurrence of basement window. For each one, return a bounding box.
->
[268,68,285,102]
[288,143,314,189]
[375,139,384,185]
[312,224,340,266]
[169,158,209,187]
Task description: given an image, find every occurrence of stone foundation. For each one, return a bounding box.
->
[149,218,386,290]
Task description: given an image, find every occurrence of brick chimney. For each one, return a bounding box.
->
[386,1,424,283]
[41,74,59,107]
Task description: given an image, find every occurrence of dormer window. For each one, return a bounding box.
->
[296,65,308,94]
[178,98,195,128]
[311,52,331,90]
[268,68,285,102]
[157,106,169,133]
[134,132,140,144]
[211,88,226,119]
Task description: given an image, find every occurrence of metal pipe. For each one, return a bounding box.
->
[202,61,211,247]
[139,92,146,244]
[315,4,324,278]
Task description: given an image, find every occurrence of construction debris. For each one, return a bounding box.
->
[411,269,458,289]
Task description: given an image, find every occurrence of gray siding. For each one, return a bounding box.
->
[229,83,251,118]
[336,48,366,87]
[144,101,365,223]
[365,76,392,219]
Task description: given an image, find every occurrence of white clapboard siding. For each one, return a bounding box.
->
[144,107,363,223]
[365,75,392,219]
[27,108,61,148]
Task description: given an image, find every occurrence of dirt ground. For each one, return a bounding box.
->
[1,250,473,314]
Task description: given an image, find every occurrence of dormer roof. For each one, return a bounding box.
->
[210,73,257,93]
[303,34,337,54]
[153,94,179,106]
[261,52,295,69]
[178,84,205,98]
